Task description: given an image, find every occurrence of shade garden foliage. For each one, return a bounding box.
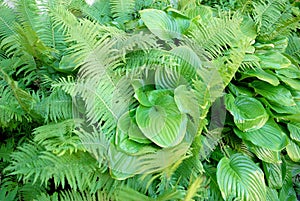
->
[0,0,300,200]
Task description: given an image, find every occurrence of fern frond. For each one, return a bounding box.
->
[188,13,244,58]
[5,143,100,190]
[36,190,113,201]
[80,0,112,24]
[286,35,300,64]
[15,0,41,32]
[199,129,223,160]
[0,69,42,121]
[75,126,110,171]
[0,82,29,127]
[0,5,17,40]
[110,0,135,23]
[253,0,300,41]
[36,88,74,123]
[33,119,83,156]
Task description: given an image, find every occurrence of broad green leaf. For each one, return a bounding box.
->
[136,93,187,148]
[286,138,300,162]
[55,55,76,73]
[228,83,254,97]
[250,80,296,107]
[118,111,152,144]
[275,64,300,79]
[266,187,279,201]
[279,166,297,201]
[225,94,269,132]
[287,123,300,142]
[234,119,288,151]
[131,80,154,107]
[259,98,300,115]
[140,9,188,41]
[245,141,281,163]
[263,162,283,189]
[257,52,291,70]
[217,153,266,201]
[115,129,157,156]
[240,68,280,86]
[174,85,199,124]
[277,75,300,90]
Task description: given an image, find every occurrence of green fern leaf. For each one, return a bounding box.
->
[110,0,135,23]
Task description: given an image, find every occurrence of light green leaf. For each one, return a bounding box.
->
[277,75,300,91]
[286,138,300,162]
[257,52,291,70]
[266,187,279,201]
[250,80,296,107]
[115,129,157,156]
[217,153,267,201]
[140,9,187,41]
[287,123,300,142]
[225,94,269,132]
[240,68,280,86]
[136,92,187,148]
[234,119,288,151]
[275,65,300,79]
[245,141,281,163]
[263,162,283,189]
[118,111,151,144]
[174,85,199,124]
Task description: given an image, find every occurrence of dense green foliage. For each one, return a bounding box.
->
[0,0,300,200]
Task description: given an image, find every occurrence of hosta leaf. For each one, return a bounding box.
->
[234,119,288,151]
[174,85,199,124]
[115,129,157,156]
[286,138,300,162]
[245,141,281,163]
[240,68,280,86]
[266,187,279,201]
[140,9,189,41]
[225,94,269,132]
[287,123,300,142]
[277,75,300,90]
[259,98,300,115]
[275,64,300,79]
[257,52,291,70]
[217,153,267,201]
[250,80,296,107]
[118,111,151,144]
[136,92,187,148]
[131,80,154,107]
[263,162,283,189]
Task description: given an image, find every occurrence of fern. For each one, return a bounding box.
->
[36,88,74,123]
[110,0,135,23]
[33,119,83,155]
[5,143,101,190]
[0,5,17,40]
[253,0,300,41]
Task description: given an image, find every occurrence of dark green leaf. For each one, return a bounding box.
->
[234,119,288,151]
[250,80,296,107]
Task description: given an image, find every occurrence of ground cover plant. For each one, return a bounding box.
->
[0,0,300,200]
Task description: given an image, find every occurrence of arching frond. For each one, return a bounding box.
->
[253,0,300,41]
[33,119,83,155]
[5,143,100,191]
[36,88,74,123]
[0,5,17,40]
[110,0,135,23]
